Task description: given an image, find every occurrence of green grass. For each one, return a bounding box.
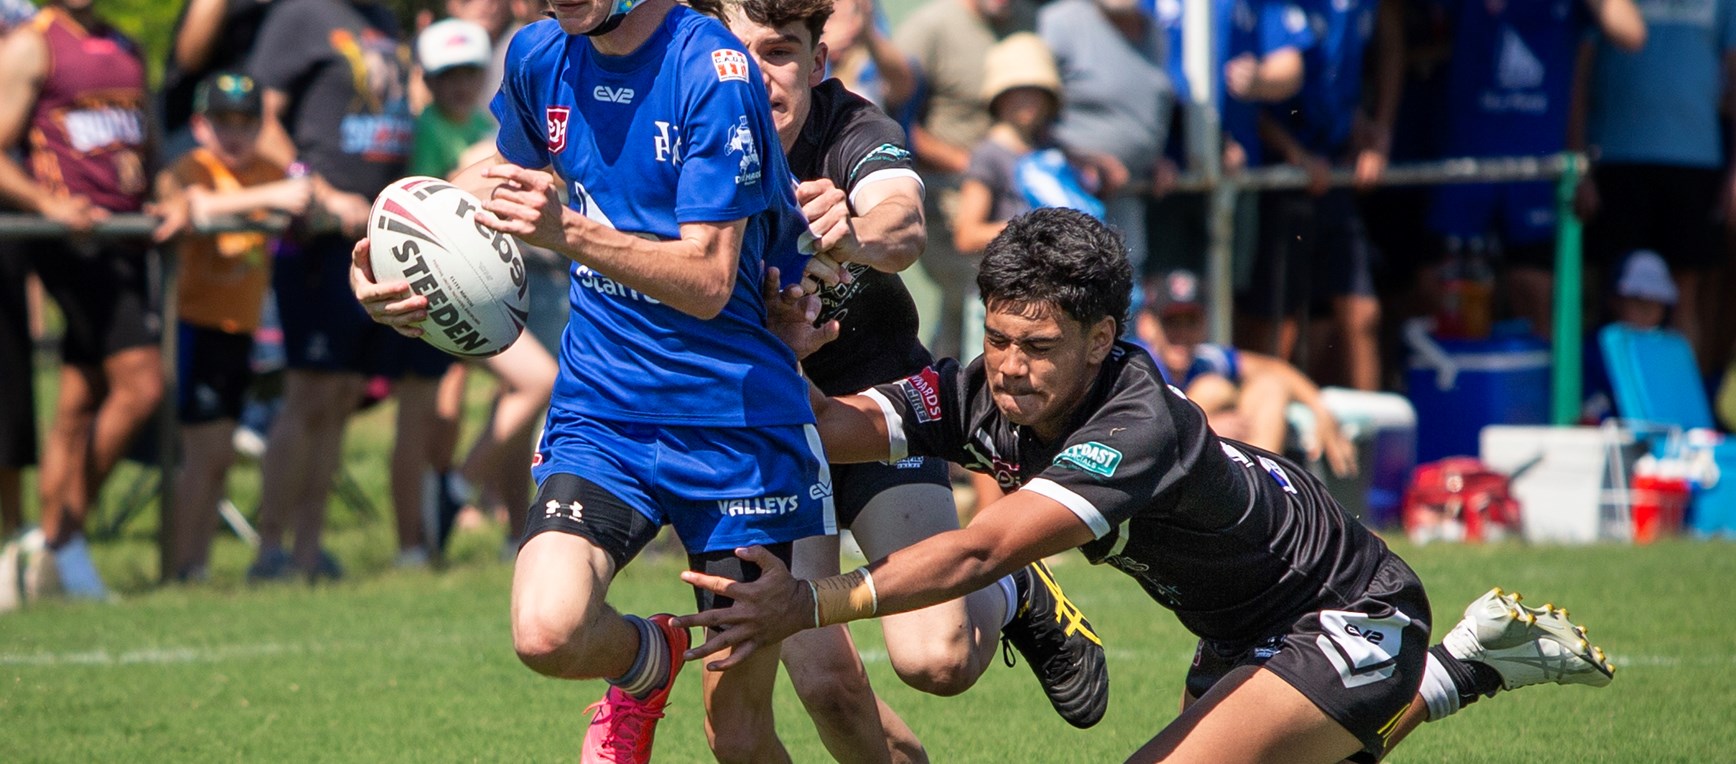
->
[3,532,1734,762]
[10,338,1736,761]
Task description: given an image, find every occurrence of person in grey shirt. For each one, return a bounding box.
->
[1039,0,1172,280]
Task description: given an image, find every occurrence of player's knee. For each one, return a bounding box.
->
[511,616,581,677]
[888,638,977,696]
[706,717,778,764]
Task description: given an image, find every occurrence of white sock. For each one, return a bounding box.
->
[1419,653,1463,722]
[997,574,1020,630]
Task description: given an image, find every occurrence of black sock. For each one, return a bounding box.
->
[1429,644,1504,707]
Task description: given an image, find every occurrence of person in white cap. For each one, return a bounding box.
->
[1581,249,1677,423]
[1611,248,1678,330]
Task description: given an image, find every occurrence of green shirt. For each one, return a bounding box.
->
[409,107,496,178]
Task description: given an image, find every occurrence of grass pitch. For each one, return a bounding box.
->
[5,379,1735,761]
[3,532,1734,762]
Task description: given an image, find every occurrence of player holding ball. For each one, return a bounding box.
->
[353,0,840,760]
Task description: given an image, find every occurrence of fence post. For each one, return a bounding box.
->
[1551,153,1584,425]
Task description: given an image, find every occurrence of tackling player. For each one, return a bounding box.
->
[679,208,1616,762]
[714,0,1108,759]
[354,0,834,760]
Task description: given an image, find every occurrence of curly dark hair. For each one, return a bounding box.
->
[707,0,833,47]
[976,208,1133,337]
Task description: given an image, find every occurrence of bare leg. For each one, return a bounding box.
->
[172,421,237,577]
[0,468,21,537]
[1503,266,1553,340]
[457,335,554,487]
[702,640,792,764]
[38,364,100,543]
[254,370,363,566]
[510,532,641,679]
[1128,667,1362,763]
[86,345,163,495]
[1334,294,1381,392]
[782,533,910,764]
[389,376,441,552]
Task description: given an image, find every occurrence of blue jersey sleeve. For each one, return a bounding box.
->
[491,22,558,170]
[1258,0,1315,55]
[674,42,774,224]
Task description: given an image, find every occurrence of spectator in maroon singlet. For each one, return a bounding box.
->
[0,0,162,600]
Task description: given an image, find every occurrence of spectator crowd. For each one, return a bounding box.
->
[3,0,1736,604]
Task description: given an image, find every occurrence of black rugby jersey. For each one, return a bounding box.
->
[788,78,932,395]
[863,341,1392,643]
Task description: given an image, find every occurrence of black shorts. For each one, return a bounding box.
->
[1185,552,1431,763]
[177,322,255,424]
[1590,163,1725,271]
[1244,189,1379,317]
[522,472,795,614]
[0,246,36,467]
[831,455,951,528]
[274,234,403,375]
[29,239,160,366]
[379,331,456,379]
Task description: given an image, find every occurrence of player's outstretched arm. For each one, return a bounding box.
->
[674,489,1095,670]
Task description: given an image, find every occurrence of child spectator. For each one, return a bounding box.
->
[1582,250,1676,423]
[153,73,311,582]
[951,33,1100,259]
[410,19,496,180]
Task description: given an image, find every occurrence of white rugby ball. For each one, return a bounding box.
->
[368,176,529,357]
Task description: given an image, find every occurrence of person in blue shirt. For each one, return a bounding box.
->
[352,0,836,759]
[1244,0,1402,393]
[1136,269,1357,476]
[1426,0,1643,340]
[1575,0,1736,374]
[1146,0,1312,277]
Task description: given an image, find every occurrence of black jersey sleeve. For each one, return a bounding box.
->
[810,80,919,201]
[859,359,972,466]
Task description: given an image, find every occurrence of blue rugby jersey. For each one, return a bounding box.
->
[491,10,815,427]
[1277,0,1378,155]
[1154,0,1313,165]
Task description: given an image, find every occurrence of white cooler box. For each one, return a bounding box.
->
[1479,425,1642,544]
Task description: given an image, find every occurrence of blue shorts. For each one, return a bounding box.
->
[531,411,836,554]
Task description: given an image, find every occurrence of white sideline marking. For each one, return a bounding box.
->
[0,633,471,668]
[0,642,303,667]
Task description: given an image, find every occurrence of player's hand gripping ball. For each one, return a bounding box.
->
[368,176,530,357]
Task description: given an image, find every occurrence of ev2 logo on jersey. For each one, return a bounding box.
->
[593,85,636,104]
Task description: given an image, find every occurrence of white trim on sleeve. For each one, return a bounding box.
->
[1022,478,1110,538]
[848,168,925,210]
[859,388,909,461]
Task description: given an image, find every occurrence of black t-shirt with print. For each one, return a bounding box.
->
[248,0,411,197]
[788,78,932,395]
[864,341,1392,643]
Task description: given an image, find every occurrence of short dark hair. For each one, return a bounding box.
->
[977,208,1133,337]
[717,0,833,48]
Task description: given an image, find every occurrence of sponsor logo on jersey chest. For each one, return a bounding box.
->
[1055,441,1123,478]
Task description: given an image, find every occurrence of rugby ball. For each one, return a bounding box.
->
[368,176,530,357]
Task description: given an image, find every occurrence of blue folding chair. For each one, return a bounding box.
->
[1599,324,1736,536]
